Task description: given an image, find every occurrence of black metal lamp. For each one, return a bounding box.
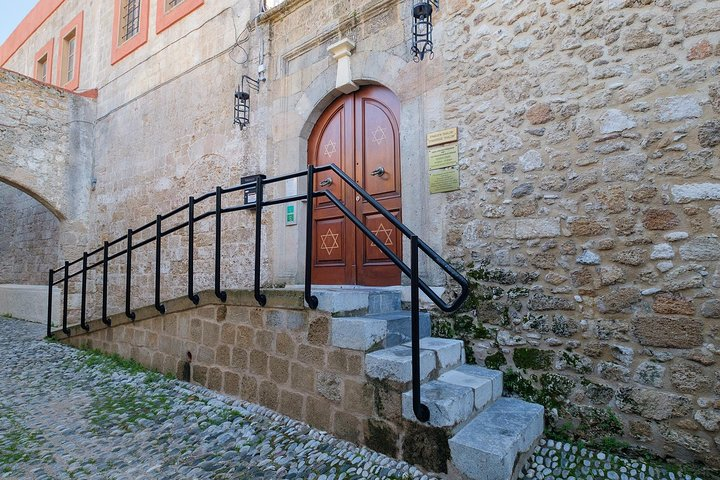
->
[411,0,439,62]
[234,75,260,129]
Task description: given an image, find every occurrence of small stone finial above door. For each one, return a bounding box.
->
[327,38,359,94]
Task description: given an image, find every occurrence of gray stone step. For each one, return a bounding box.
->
[438,369,493,412]
[365,345,435,383]
[331,311,430,351]
[453,364,504,403]
[312,287,401,315]
[365,337,463,383]
[401,337,464,373]
[401,380,475,427]
[449,397,544,480]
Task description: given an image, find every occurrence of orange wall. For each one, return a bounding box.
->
[0,0,66,67]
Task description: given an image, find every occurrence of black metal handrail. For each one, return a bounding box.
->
[46,163,469,423]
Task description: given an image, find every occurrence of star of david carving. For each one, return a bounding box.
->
[370,223,393,248]
[320,228,340,256]
[371,126,386,145]
[323,140,337,158]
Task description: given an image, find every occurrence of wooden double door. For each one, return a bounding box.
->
[308,85,402,286]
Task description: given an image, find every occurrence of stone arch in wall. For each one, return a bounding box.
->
[0,176,66,221]
[0,181,61,285]
[292,50,441,284]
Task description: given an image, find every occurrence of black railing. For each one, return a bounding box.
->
[46,163,469,423]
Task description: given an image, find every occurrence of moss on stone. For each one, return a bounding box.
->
[485,351,507,370]
[366,419,398,458]
[513,347,554,371]
[401,423,450,474]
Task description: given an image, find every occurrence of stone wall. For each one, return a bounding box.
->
[434,0,720,469]
[0,184,60,285]
[57,289,446,472]
[0,69,94,224]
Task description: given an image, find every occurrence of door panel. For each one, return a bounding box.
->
[360,100,399,198]
[308,85,401,286]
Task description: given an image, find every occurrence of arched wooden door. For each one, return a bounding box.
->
[308,85,402,286]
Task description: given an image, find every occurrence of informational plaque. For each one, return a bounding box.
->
[428,144,459,170]
[429,167,460,194]
[426,127,458,147]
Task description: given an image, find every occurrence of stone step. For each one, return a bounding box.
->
[365,344,435,383]
[331,311,430,351]
[401,380,475,427]
[312,287,401,315]
[449,397,544,480]
[365,337,463,383]
[452,364,504,403]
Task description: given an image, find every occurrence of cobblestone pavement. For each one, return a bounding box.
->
[519,439,705,480]
[0,317,432,480]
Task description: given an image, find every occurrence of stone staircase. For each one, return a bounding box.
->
[314,287,545,480]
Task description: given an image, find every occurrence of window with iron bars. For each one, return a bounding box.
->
[166,0,183,10]
[121,0,142,42]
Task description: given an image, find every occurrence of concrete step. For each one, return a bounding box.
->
[449,397,544,480]
[312,287,401,315]
[331,311,430,351]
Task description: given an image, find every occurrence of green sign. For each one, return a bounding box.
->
[286,204,297,225]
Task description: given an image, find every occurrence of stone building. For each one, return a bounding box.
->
[2,0,720,474]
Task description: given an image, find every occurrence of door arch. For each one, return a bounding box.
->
[307,85,402,286]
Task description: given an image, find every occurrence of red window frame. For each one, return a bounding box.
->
[156,0,204,34]
[34,38,54,84]
[111,0,150,65]
[57,11,83,91]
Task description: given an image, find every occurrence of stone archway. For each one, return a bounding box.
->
[286,50,441,285]
[0,69,95,224]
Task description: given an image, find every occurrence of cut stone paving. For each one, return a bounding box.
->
[0,317,433,480]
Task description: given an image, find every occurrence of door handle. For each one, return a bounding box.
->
[370,166,385,177]
[319,177,333,187]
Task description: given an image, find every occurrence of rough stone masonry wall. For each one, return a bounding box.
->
[58,290,446,473]
[435,0,720,469]
[0,184,60,285]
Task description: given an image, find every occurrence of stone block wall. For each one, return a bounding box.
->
[433,0,720,469]
[0,184,60,285]
[58,289,443,470]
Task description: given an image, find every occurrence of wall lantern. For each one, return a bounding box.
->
[411,0,439,62]
[234,75,260,129]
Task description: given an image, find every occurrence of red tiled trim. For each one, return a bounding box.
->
[111,0,151,65]
[56,11,83,91]
[156,0,204,34]
[34,38,54,84]
[0,0,65,68]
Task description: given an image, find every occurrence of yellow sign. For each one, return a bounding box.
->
[428,144,459,170]
[426,127,458,147]
[429,167,460,194]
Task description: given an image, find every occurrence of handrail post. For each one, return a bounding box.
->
[214,187,227,302]
[80,252,89,331]
[411,235,430,422]
[188,196,199,304]
[304,166,318,309]
[125,229,136,320]
[46,269,53,338]
[155,215,166,314]
[254,174,267,306]
[102,241,111,326]
[62,261,69,335]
